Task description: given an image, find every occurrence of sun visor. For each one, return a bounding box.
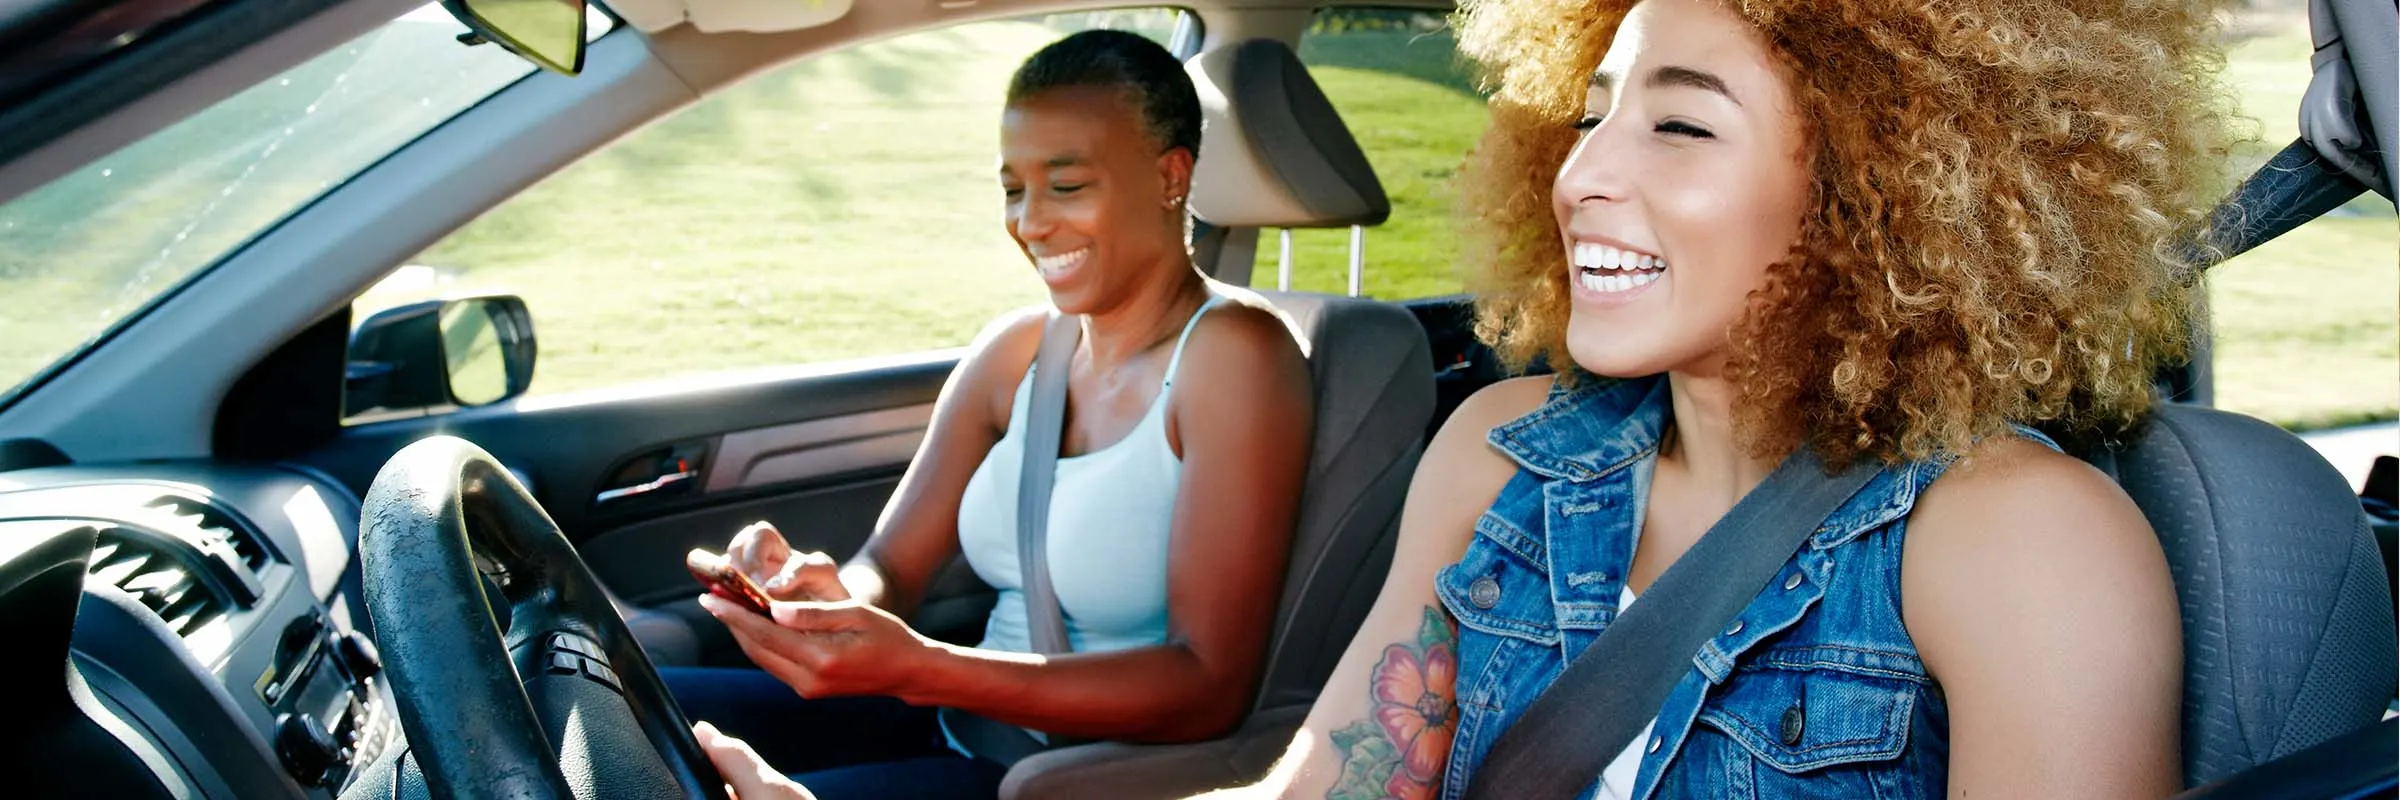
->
[608,0,851,35]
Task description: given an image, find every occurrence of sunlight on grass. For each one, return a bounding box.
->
[367,19,1080,395]
[2208,216,2397,430]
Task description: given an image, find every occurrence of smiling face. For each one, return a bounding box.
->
[1553,0,1814,380]
[999,85,1193,315]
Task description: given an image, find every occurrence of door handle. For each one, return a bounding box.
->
[595,440,711,508]
[595,469,697,504]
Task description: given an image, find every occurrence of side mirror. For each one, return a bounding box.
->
[346,296,537,419]
[441,0,587,76]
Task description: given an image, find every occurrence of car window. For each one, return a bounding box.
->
[2207,10,2396,448]
[0,3,614,407]
[353,8,1199,401]
[1269,6,1487,300]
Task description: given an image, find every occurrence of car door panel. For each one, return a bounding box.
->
[704,402,934,494]
[579,474,900,606]
[290,352,992,640]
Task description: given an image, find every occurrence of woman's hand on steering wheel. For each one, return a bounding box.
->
[702,593,939,700]
[724,522,851,602]
[693,722,818,800]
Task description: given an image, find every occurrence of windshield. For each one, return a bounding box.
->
[0,3,609,405]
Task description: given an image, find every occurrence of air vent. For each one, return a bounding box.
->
[145,494,273,574]
[88,527,227,636]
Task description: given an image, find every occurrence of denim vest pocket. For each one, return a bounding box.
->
[1694,654,1923,774]
[1436,513,1563,647]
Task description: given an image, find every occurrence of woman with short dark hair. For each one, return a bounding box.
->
[673,29,1315,800]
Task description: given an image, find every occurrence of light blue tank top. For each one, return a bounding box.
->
[954,296,1226,655]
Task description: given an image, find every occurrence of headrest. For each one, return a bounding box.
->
[1186,39,1390,229]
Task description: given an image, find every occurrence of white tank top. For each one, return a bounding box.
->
[1598,586,1650,799]
[954,296,1225,655]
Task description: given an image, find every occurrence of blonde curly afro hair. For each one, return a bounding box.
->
[1455,0,2243,466]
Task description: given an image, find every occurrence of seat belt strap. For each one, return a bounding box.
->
[1463,446,1879,800]
[1018,310,1082,656]
[937,312,1084,768]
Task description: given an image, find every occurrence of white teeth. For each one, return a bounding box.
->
[1570,242,1668,272]
[1035,249,1088,275]
[1577,264,1665,294]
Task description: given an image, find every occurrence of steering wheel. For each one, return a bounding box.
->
[358,436,728,799]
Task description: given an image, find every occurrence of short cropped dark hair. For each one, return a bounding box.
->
[1006,29,1202,159]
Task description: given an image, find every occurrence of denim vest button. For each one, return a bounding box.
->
[1783,572,1804,590]
[1469,575,1501,609]
[1724,619,1745,636]
[1780,705,1806,745]
[1647,735,1663,754]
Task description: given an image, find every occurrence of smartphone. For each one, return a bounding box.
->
[685,549,774,616]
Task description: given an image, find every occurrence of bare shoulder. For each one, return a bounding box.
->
[1902,434,2178,679]
[1452,374,1555,423]
[967,304,1051,370]
[1907,436,2158,565]
[1412,376,1554,513]
[1185,286,1309,365]
[1901,438,2183,795]
[1172,288,1312,415]
[951,305,1052,431]
[1433,376,1552,454]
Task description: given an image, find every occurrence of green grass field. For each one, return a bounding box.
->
[362,19,1077,394]
[6,11,2393,432]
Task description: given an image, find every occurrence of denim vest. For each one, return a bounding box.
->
[1434,376,2053,800]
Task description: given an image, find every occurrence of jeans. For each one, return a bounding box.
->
[663,666,1006,800]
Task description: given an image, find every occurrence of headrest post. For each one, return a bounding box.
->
[1347,225,1365,297]
[1278,228,1295,291]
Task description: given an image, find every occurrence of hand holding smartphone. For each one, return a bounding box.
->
[686,549,775,616]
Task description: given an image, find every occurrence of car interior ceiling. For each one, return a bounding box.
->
[0,0,2389,798]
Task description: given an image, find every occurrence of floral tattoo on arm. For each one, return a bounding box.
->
[1326,607,1457,800]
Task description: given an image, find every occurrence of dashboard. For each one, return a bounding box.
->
[0,461,399,799]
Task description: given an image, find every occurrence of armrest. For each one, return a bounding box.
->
[999,705,1310,800]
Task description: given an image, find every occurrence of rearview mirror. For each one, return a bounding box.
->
[347,296,538,419]
[441,0,587,76]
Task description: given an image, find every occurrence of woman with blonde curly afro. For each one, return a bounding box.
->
[1196,0,2238,798]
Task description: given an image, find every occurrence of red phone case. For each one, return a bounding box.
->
[687,558,774,615]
